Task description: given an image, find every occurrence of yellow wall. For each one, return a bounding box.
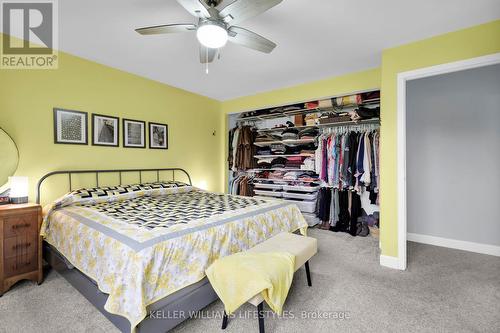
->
[380,20,500,258]
[221,68,381,114]
[0,34,223,203]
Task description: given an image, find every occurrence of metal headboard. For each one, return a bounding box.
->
[36,168,192,204]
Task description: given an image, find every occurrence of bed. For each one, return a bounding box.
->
[37,168,308,333]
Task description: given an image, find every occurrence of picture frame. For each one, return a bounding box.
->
[123,118,145,148]
[92,114,119,147]
[149,122,168,149]
[53,108,88,145]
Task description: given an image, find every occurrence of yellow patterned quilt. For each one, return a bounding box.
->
[41,182,307,331]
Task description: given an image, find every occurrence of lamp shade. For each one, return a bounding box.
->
[9,176,28,204]
[196,21,228,49]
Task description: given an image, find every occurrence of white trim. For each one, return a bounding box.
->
[393,52,500,270]
[408,233,500,257]
[379,255,405,270]
[397,68,408,271]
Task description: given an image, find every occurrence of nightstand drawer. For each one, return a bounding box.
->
[4,233,38,259]
[4,213,38,238]
[4,252,38,278]
[0,203,43,295]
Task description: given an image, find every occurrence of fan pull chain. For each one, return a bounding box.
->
[206,48,209,74]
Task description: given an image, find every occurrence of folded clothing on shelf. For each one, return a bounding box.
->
[255,133,281,142]
[268,170,286,179]
[256,163,271,169]
[361,91,380,103]
[286,156,305,162]
[301,157,315,171]
[285,145,301,155]
[256,157,274,169]
[256,148,272,155]
[297,171,319,182]
[304,112,320,126]
[318,99,333,109]
[283,171,299,180]
[305,101,319,109]
[270,143,286,154]
[257,157,274,164]
[298,128,319,139]
[348,106,380,122]
[283,105,303,112]
[271,157,287,169]
[332,94,362,108]
[319,112,352,124]
[356,106,380,119]
[285,156,305,169]
[239,111,258,118]
[268,107,284,114]
[281,127,299,140]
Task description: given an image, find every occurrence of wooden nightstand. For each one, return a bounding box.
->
[0,203,43,296]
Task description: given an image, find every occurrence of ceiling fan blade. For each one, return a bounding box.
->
[136,23,197,35]
[219,0,283,26]
[200,44,218,63]
[176,0,211,19]
[228,26,276,53]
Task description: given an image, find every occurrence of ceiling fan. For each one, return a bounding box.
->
[135,0,282,64]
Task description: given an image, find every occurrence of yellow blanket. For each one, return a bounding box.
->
[206,251,295,315]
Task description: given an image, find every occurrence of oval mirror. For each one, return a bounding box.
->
[0,127,19,191]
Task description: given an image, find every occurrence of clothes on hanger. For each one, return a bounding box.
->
[313,127,380,237]
[316,188,366,236]
[315,128,380,201]
[229,174,254,196]
[230,125,257,171]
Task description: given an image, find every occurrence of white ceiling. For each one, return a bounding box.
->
[9,0,500,100]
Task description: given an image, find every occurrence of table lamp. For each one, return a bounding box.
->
[9,176,28,204]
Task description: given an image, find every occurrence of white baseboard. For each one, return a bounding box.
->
[380,255,406,270]
[407,233,500,257]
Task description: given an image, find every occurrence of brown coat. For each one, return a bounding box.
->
[235,126,256,170]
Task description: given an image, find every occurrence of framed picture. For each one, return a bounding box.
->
[123,118,145,148]
[149,122,168,149]
[92,114,119,147]
[53,108,88,145]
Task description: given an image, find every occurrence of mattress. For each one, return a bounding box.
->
[41,182,307,331]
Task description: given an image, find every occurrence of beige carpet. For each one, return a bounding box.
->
[1,228,499,333]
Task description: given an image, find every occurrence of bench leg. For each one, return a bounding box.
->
[305,261,312,287]
[221,311,228,329]
[258,302,265,333]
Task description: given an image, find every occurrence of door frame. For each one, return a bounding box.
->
[396,52,500,270]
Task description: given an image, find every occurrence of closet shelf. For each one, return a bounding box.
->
[253,178,319,183]
[253,138,315,147]
[248,168,305,172]
[256,118,380,133]
[316,118,380,127]
[237,102,380,123]
[257,125,319,133]
[253,154,315,158]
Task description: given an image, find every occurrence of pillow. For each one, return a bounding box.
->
[71,181,190,199]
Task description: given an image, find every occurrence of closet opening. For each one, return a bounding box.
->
[227,90,381,239]
[398,53,500,269]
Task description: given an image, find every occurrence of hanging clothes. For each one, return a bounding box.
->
[229,174,254,197]
[314,126,380,237]
[230,125,257,171]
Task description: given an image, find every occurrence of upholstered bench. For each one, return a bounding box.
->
[221,232,318,333]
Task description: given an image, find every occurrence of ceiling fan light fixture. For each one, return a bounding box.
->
[196,21,228,49]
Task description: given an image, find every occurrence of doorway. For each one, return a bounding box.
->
[397,53,500,269]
